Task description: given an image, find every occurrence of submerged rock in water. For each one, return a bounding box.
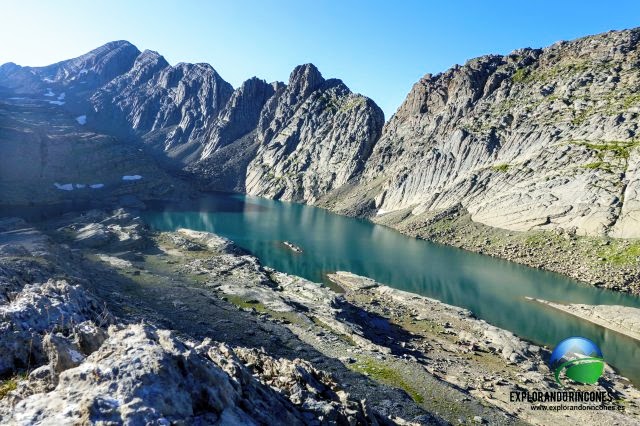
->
[283,241,303,253]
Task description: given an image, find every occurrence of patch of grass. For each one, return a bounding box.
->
[511,68,531,83]
[352,358,424,404]
[310,316,357,346]
[622,93,640,110]
[582,161,614,173]
[524,231,566,247]
[571,107,594,125]
[225,294,268,312]
[573,139,640,173]
[579,140,639,159]
[597,241,640,266]
[339,97,365,112]
[492,163,510,173]
[582,161,604,169]
[224,294,306,326]
[511,59,613,89]
[0,374,25,399]
[319,93,340,114]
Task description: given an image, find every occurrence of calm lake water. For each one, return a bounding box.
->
[142,193,640,385]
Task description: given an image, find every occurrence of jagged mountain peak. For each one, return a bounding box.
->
[241,76,269,87]
[0,40,141,93]
[84,39,138,55]
[97,39,137,49]
[0,62,20,81]
[48,39,140,75]
[232,76,275,100]
[0,62,19,71]
[34,40,140,73]
[198,76,276,163]
[174,61,219,72]
[135,49,168,64]
[156,61,228,88]
[287,63,324,97]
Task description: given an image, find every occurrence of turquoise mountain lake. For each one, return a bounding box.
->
[143,193,640,385]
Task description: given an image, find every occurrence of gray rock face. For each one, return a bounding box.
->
[189,78,277,192]
[91,53,234,161]
[0,279,109,376]
[201,77,276,159]
[43,333,86,374]
[60,211,148,250]
[334,28,640,238]
[3,29,640,239]
[228,345,378,424]
[244,65,385,203]
[188,64,385,200]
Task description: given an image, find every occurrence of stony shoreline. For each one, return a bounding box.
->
[366,204,640,295]
[531,299,640,342]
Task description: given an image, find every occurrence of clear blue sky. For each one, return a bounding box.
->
[2,1,639,118]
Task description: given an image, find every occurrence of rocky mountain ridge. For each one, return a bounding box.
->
[1,40,384,206]
[1,28,639,256]
[329,28,640,240]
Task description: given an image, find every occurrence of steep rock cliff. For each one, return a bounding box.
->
[90,50,234,162]
[189,64,385,201]
[2,30,639,238]
[336,28,640,237]
[244,64,384,203]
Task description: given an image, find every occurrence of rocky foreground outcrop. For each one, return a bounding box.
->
[0,216,392,425]
[2,211,640,424]
[4,324,379,425]
[0,279,109,378]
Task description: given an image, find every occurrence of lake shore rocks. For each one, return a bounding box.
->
[0,212,415,424]
[148,225,640,425]
[371,205,640,294]
[532,299,640,341]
